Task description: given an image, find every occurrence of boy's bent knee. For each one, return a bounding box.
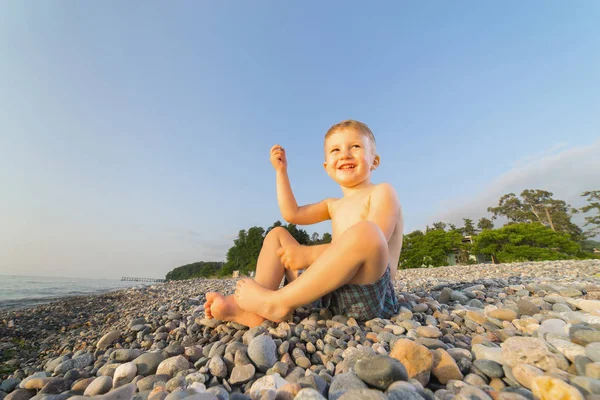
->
[266,226,288,238]
[349,221,387,251]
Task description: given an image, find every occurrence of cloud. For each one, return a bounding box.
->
[428,141,600,231]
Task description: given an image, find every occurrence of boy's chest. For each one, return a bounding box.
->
[330,194,371,235]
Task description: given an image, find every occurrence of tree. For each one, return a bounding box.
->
[166,261,224,280]
[581,191,600,238]
[488,190,582,241]
[285,224,311,245]
[448,223,458,231]
[220,226,266,276]
[399,229,463,269]
[462,218,476,236]
[431,222,447,231]
[472,222,581,263]
[321,232,332,244]
[477,217,494,231]
[311,232,320,244]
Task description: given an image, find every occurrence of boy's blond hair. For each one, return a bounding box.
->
[325,120,376,150]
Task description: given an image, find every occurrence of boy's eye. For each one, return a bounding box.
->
[331,148,339,153]
[352,145,361,148]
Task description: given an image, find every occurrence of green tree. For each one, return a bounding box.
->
[477,217,494,231]
[462,218,476,236]
[472,222,581,263]
[399,229,463,269]
[311,232,320,244]
[431,221,447,231]
[488,189,582,241]
[321,232,332,244]
[166,261,224,280]
[285,223,311,245]
[220,226,266,276]
[581,190,600,238]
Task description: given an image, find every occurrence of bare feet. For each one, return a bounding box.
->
[234,279,292,322]
[203,292,266,328]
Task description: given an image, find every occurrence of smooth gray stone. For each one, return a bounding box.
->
[0,379,21,393]
[355,355,408,391]
[329,373,368,400]
[247,336,277,373]
[133,353,166,376]
[473,359,504,379]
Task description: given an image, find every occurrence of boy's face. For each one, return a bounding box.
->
[323,128,379,188]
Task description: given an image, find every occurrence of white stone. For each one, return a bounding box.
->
[471,344,504,365]
[112,362,137,387]
[249,373,288,398]
[580,300,600,313]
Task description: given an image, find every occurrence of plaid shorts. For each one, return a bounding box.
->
[321,264,399,320]
[287,264,399,321]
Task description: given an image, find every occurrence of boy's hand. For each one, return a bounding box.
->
[277,244,310,271]
[270,144,287,172]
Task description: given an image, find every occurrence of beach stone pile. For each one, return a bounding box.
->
[2,259,600,400]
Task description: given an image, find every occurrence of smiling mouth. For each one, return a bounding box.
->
[339,165,356,170]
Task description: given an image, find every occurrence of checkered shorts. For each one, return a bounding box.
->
[317,264,399,320]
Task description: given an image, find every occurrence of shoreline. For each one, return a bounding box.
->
[2,260,600,399]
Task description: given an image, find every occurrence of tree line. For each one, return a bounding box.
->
[165,189,600,279]
[400,189,600,268]
[165,221,331,280]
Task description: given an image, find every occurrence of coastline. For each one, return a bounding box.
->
[2,260,600,399]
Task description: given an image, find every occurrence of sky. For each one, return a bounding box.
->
[1,2,599,279]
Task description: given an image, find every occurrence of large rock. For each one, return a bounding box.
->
[531,376,583,400]
[248,374,288,399]
[99,382,136,400]
[502,337,568,371]
[247,335,277,372]
[84,376,113,396]
[328,373,368,400]
[229,364,255,385]
[431,349,463,384]
[354,355,408,391]
[390,339,433,386]
[97,331,121,350]
[112,362,137,388]
[133,352,166,376]
[4,389,36,400]
[156,356,190,377]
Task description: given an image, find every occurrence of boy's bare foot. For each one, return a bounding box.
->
[203,292,266,328]
[234,279,292,322]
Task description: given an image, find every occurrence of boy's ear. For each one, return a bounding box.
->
[371,155,380,170]
[323,162,328,171]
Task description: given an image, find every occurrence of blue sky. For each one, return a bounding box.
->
[1,2,599,279]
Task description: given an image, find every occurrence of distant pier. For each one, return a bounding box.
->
[121,277,167,283]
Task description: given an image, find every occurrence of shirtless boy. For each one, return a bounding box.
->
[204,119,403,327]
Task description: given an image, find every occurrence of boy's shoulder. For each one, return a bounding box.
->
[369,182,400,206]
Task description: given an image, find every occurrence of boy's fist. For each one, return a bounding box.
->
[277,244,310,271]
[270,144,287,171]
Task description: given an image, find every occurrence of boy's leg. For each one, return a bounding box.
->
[235,221,388,322]
[204,227,300,327]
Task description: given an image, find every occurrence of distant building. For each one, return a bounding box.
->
[232,270,240,278]
[446,235,493,265]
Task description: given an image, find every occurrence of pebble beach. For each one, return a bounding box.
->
[2,260,600,400]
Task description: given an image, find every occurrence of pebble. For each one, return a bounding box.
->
[2,259,600,400]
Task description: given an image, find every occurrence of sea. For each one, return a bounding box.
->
[0,275,153,311]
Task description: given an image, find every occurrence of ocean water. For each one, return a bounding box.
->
[0,275,151,311]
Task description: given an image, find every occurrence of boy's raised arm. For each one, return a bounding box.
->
[367,183,401,241]
[271,145,332,225]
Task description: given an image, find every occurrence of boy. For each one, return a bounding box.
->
[204,120,403,327]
